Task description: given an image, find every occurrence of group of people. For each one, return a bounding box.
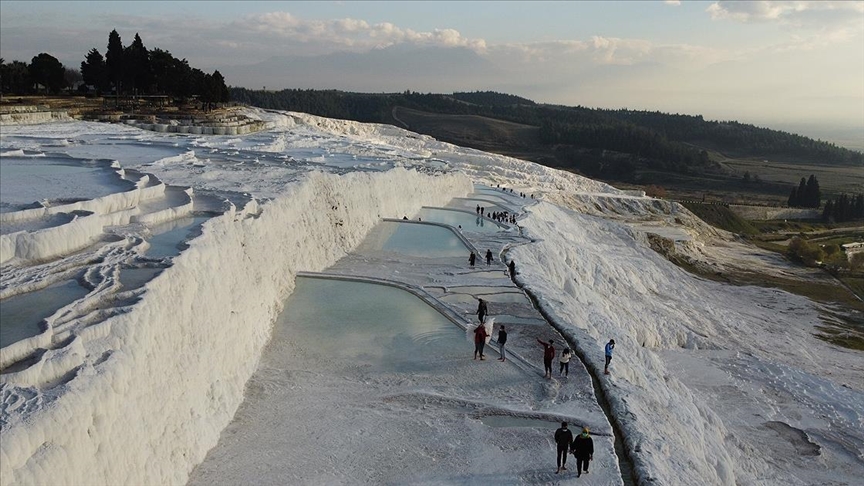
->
[490,210,516,225]
[535,339,571,378]
[466,185,615,475]
[554,422,594,476]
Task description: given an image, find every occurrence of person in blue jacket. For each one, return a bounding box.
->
[604,339,615,374]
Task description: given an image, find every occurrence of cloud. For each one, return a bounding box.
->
[228,12,487,53]
[707,1,864,27]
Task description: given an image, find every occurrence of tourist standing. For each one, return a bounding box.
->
[538,339,555,378]
[571,427,594,477]
[604,339,615,375]
[554,421,574,474]
[559,348,571,377]
[473,323,488,360]
[485,249,493,265]
[497,325,508,362]
[469,252,476,267]
[508,260,516,282]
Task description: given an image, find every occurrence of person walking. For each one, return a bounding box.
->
[477,298,488,324]
[559,347,571,377]
[473,323,488,360]
[485,249,493,265]
[508,260,516,282]
[604,339,615,375]
[476,204,480,215]
[570,427,594,477]
[469,252,476,267]
[537,339,555,378]
[497,325,508,362]
[554,421,574,474]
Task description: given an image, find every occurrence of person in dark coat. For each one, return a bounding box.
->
[485,249,493,265]
[570,427,594,477]
[477,298,488,323]
[469,252,476,267]
[508,260,516,282]
[554,421,574,474]
[497,325,508,361]
[537,339,555,378]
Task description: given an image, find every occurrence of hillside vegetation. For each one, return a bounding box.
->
[231,89,862,166]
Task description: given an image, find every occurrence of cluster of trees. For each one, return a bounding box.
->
[1,30,229,104]
[80,30,229,102]
[1,55,82,94]
[787,175,821,208]
[822,194,864,223]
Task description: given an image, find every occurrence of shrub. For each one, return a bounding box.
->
[787,237,824,266]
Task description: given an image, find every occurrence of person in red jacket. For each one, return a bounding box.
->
[537,339,555,378]
[474,324,488,360]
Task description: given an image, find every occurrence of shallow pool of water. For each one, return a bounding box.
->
[279,277,466,372]
[145,216,211,258]
[0,156,128,212]
[0,280,89,348]
[358,221,470,258]
[416,208,505,233]
[118,267,164,292]
[63,141,186,165]
[0,212,76,236]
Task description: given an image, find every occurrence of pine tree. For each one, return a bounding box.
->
[796,178,807,208]
[124,33,151,94]
[788,187,798,207]
[822,199,834,222]
[804,174,821,208]
[80,48,108,92]
[105,30,124,95]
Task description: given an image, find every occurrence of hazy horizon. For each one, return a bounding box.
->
[2,1,862,150]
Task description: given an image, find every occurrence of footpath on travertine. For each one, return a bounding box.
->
[187,185,621,485]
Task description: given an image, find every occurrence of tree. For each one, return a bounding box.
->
[212,70,230,102]
[105,29,124,94]
[29,53,66,93]
[64,68,82,90]
[787,237,824,266]
[788,187,798,208]
[822,199,835,222]
[1,59,32,93]
[124,33,151,94]
[804,174,821,208]
[81,48,108,92]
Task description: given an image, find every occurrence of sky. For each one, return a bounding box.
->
[2,1,863,146]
